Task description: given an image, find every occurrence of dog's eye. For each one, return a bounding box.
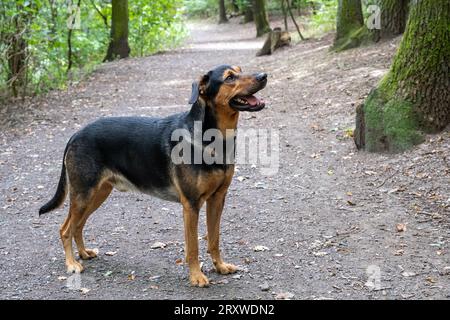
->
[225,74,236,82]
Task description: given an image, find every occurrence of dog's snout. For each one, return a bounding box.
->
[255,73,267,82]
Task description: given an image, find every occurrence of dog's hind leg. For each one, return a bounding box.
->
[60,196,86,273]
[74,182,113,260]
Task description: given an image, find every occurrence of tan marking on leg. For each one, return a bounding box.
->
[60,199,84,273]
[206,169,237,275]
[181,197,209,287]
[74,183,113,260]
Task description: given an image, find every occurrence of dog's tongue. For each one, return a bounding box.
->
[244,95,262,107]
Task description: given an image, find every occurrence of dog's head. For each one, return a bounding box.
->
[189,65,267,113]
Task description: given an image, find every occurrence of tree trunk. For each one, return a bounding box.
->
[252,0,271,37]
[280,0,288,31]
[243,3,254,23]
[374,0,409,40]
[231,0,239,13]
[354,0,450,152]
[105,0,130,61]
[7,3,31,97]
[333,0,364,50]
[218,0,228,24]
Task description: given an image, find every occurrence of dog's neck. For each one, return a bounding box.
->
[188,99,239,139]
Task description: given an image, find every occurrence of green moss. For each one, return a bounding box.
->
[363,89,424,153]
[333,25,371,52]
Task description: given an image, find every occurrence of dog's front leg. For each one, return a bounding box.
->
[182,202,209,287]
[206,190,238,275]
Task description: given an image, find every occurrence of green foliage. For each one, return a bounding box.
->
[307,0,337,35]
[129,0,186,56]
[183,0,219,18]
[0,0,186,96]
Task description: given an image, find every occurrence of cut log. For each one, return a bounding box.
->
[256,28,291,56]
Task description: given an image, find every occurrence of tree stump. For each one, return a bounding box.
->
[256,28,291,56]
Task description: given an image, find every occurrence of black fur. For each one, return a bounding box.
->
[39,65,265,214]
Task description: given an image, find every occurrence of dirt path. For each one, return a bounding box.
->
[0,19,449,300]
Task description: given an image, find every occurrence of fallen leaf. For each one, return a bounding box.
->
[80,288,90,294]
[396,223,406,232]
[259,282,270,291]
[253,245,269,252]
[426,276,436,284]
[275,292,294,300]
[216,279,229,285]
[402,271,416,277]
[175,258,183,265]
[128,274,136,280]
[151,242,166,249]
[347,200,356,206]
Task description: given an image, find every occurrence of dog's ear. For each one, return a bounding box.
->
[189,82,199,104]
[188,74,210,104]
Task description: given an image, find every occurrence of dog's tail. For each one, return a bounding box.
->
[39,146,69,215]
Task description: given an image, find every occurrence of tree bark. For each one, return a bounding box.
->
[280,0,288,31]
[252,0,271,37]
[6,2,32,96]
[287,0,305,40]
[374,0,409,40]
[218,0,228,24]
[333,0,364,50]
[355,0,450,152]
[105,0,130,61]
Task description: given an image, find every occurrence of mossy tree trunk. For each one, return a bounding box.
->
[354,0,450,153]
[374,0,409,40]
[219,0,228,24]
[333,0,364,50]
[252,0,271,37]
[105,0,130,61]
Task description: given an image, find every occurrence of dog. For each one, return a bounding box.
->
[39,65,267,287]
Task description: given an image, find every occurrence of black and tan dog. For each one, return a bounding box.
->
[39,65,267,287]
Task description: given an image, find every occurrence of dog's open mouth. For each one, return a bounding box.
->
[230,94,265,112]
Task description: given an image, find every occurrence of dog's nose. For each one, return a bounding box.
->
[255,73,267,82]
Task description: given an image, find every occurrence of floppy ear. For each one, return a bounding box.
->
[189,82,199,104]
[188,74,210,104]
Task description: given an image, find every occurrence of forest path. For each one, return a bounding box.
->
[0,18,449,300]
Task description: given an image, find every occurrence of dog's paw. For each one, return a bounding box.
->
[79,248,98,260]
[215,262,238,275]
[190,271,210,287]
[66,261,84,274]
